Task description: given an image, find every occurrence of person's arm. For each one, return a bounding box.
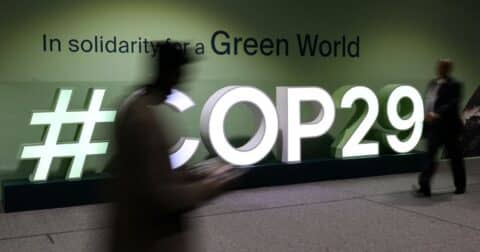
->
[131,107,224,214]
[425,80,439,122]
[171,166,209,182]
[145,147,223,213]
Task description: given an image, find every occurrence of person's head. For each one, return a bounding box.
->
[436,59,453,78]
[147,41,192,100]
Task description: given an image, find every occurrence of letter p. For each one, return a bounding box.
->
[276,87,335,162]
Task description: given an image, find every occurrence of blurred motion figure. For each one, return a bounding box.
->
[417,59,466,197]
[110,42,228,252]
[460,87,480,157]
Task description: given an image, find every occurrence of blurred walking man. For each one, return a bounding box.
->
[110,42,231,252]
[416,59,466,197]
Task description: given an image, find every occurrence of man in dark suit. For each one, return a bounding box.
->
[417,59,466,197]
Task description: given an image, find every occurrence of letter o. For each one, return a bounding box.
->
[81,40,93,52]
[200,86,278,166]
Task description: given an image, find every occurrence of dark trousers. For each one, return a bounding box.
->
[419,126,466,192]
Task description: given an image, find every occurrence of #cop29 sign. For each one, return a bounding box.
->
[171,84,423,167]
[21,84,424,182]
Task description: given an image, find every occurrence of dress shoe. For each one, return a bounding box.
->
[412,187,431,197]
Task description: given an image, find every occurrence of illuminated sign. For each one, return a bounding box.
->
[200,86,279,166]
[20,89,116,181]
[20,85,423,181]
[175,84,423,165]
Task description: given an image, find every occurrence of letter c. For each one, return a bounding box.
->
[165,89,200,169]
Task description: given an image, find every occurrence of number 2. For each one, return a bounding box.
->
[331,86,379,158]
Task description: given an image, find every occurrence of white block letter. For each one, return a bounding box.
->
[276,87,335,162]
[200,86,278,166]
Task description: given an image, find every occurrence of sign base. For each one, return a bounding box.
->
[2,152,427,212]
[2,174,112,212]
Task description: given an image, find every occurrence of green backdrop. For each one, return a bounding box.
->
[1,0,479,186]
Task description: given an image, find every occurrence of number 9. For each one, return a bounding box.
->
[379,85,424,153]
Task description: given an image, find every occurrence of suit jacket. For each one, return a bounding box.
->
[426,77,463,134]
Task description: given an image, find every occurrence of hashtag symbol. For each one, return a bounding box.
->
[20,89,116,181]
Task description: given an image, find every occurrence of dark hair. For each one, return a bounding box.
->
[154,41,191,71]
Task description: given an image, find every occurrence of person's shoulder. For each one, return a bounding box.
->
[117,90,151,123]
[428,78,438,85]
[445,76,460,84]
[447,77,463,89]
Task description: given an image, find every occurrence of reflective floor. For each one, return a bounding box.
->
[1,159,480,252]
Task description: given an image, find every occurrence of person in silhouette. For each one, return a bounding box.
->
[416,59,466,197]
[110,42,232,252]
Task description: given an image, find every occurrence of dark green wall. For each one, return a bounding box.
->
[1,0,479,185]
